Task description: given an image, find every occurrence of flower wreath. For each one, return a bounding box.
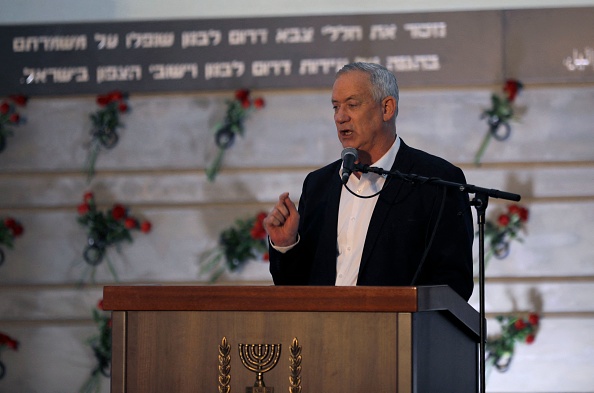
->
[85,91,130,181]
[0,217,24,267]
[0,95,28,153]
[0,331,19,379]
[76,192,151,282]
[486,313,540,373]
[199,211,269,282]
[79,299,111,393]
[206,89,265,181]
[474,80,524,165]
[483,204,529,263]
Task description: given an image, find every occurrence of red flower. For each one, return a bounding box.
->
[0,332,19,351]
[0,101,9,114]
[253,97,265,109]
[97,299,104,310]
[250,212,268,240]
[77,203,90,215]
[140,221,152,233]
[96,94,111,107]
[124,217,137,229]
[497,214,510,227]
[95,91,125,107]
[9,113,20,123]
[525,334,535,344]
[235,89,250,102]
[7,338,18,350]
[9,223,24,237]
[504,79,523,103]
[528,313,539,326]
[9,95,28,106]
[508,204,529,222]
[0,333,8,344]
[108,90,124,102]
[508,204,520,214]
[250,226,266,240]
[262,252,269,261]
[111,204,127,220]
[514,318,527,330]
[4,217,16,228]
[83,191,94,204]
[4,217,24,237]
[118,102,129,113]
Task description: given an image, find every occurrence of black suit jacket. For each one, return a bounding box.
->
[269,140,474,301]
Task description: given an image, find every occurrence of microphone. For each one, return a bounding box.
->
[341,147,358,184]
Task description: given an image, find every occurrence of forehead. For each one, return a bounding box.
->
[332,71,373,101]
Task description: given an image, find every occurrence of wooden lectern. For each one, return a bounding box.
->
[103,285,479,393]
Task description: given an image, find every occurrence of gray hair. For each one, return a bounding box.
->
[336,62,399,117]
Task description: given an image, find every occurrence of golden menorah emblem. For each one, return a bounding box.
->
[238,343,282,393]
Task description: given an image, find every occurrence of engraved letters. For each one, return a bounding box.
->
[13,35,87,52]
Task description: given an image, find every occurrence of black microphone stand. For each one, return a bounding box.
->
[355,163,521,393]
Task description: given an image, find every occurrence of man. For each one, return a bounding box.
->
[263,62,474,301]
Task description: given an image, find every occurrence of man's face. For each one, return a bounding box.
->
[331,71,389,162]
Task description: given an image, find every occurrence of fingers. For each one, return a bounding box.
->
[283,194,298,216]
[264,193,296,228]
[266,209,286,227]
[275,193,291,220]
[264,192,300,247]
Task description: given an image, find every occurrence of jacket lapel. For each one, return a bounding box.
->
[311,163,343,283]
[358,140,415,276]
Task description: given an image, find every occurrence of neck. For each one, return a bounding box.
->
[358,133,397,166]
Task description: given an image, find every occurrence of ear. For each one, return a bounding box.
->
[381,96,397,121]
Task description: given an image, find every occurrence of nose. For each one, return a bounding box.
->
[334,106,349,124]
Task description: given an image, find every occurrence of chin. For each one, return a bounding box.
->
[339,139,356,148]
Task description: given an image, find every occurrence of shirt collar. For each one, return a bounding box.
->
[372,135,400,176]
[338,135,401,180]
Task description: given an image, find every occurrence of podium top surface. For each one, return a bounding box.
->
[103,285,479,336]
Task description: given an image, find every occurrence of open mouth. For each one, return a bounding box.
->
[340,130,353,136]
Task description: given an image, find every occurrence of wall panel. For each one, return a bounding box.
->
[0,86,593,391]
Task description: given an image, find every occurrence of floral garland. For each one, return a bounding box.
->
[76,191,151,282]
[85,90,130,181]
[474,80,524,165]
[483,204,529,263]
[0,95,28,153]
[486,313,540,373]
[0,217,24,267]
[199,211,269,282]
[0,332,19,380]
[79,299,111,393]
[206,89,265,182]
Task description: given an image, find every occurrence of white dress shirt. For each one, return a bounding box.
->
[335,136,400,285]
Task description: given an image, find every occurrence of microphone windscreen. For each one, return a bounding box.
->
[341,147,357,161]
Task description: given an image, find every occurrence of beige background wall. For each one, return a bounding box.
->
[1,1,593,392]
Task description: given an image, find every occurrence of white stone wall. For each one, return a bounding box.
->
[1,84,593,392]
[1,1,594,392]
